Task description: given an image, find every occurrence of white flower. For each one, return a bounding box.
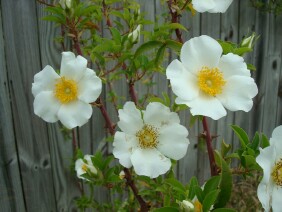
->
[59,0,72,9]
[192,0,233,13]
[112,102,189,178]
[256,125,282,212]
[128,25,141,43]
[75,155,97,180]
[166,35,258,120]
[180,200,194,211]
[32,52,102,129]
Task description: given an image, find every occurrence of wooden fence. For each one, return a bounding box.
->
[0,0,282,211]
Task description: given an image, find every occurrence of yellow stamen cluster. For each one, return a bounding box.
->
[198,67,226,96]
[82,164,88,172]
[194,200,203,212]
[54,77,78,104]
[136,125,159,149]
[271,158,282,186]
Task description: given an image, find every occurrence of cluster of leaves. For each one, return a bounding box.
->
[220,125,269,177]
[250,0,282,15]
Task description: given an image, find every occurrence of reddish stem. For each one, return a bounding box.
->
[72,128,77,150]
[129,80,138,105]
[124,168,149,212]
[202,117,218,176]
[167,0,183,43]
[96,97,115,136]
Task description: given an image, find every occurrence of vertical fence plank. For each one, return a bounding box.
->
[1,0,56,210]
[36,2,85,210]
[0,4,26,211]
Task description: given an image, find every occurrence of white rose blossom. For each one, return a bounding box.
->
[32,52,102,129]
[166,35,258,120]
[256,125,282,212]
[192,0,233,13]
[75,155,97,180]
[112,102,189,178]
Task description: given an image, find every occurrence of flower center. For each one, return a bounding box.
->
[54,77,78,103]
[82,164,88,172]
[271,159,282,186]
[136,125,159,149]
[194,200,203,212]
[198,67,226,96]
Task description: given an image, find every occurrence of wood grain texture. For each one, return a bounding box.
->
[0,0,282,211]
[1,0,56,210]
[0,4,26,211]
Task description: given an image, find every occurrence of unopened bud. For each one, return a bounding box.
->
[241,32,259,49]
[59,0,72,9]
[119,170,125,179]
[179,200,194,212]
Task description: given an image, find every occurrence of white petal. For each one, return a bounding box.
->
[32,65,60,97]
[180,93,226,120]
[33,91,61,123]
[166,59,199,100]
[272,186,282,212]
[217,76,258,112]
[257,181,272,212]
[207,0,233,13]
[117,102,143,134]
[112,131,138,168]
[75,159,86,178]
[131,148,171,178]
[157,123,189,160]
[192,0,215,13]
[77,68,102,103]
[256,146,276,185]
[218,53,250,78]
[57,100,92,129]
[144,102,180,127]
[270,126,282,158]
[60,52,88,82]
[180,35,222,74]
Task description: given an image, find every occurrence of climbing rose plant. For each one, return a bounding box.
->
[33,0,278,211]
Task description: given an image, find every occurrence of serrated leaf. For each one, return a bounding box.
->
[194,185,204,203]
[214,151,232,208]
[165,178,185,193]
[134,41,163,58]
[231,125,249,148]
[232,47,252,56]
[203,189,220,212]
[42,15,66,23]
[160,23,187,31]
[110,27,121,44]
[221,140,232,157]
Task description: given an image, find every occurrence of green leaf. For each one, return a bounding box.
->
[221,140,232,157]
[42,15,66,23]
[194,185,204,203]
[110,27,121,44]
[203,176,220,198]
[232,47,252,56]
[134,41,163,58]
[188,176,199,200]
[155,44,166,66]
[213,209,237,212]
[214,151,232,208]
[231,125,249,148]
[247,63,256,71]
[261,133,270,148]
[165,178,185,194]
[203,189,220,212]
[251,132,260,150]
[160,23,187,31]
[153,207,178,212]
[165,39,182,53]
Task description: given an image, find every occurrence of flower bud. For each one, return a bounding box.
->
[59,0,72,9]
[179,200,194,212]
[119,170,125,179]
[241,32,259,49]
[128,25,141,43]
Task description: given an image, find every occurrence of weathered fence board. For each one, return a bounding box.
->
[0,0,282,210]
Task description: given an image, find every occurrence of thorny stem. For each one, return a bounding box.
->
[37,0,54,7]
[167,0,183,43]
[68,10,148,211]
[202,117,218,176]
[124,168,149,212]
[102,0,113,27]
[129,80,138,105]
